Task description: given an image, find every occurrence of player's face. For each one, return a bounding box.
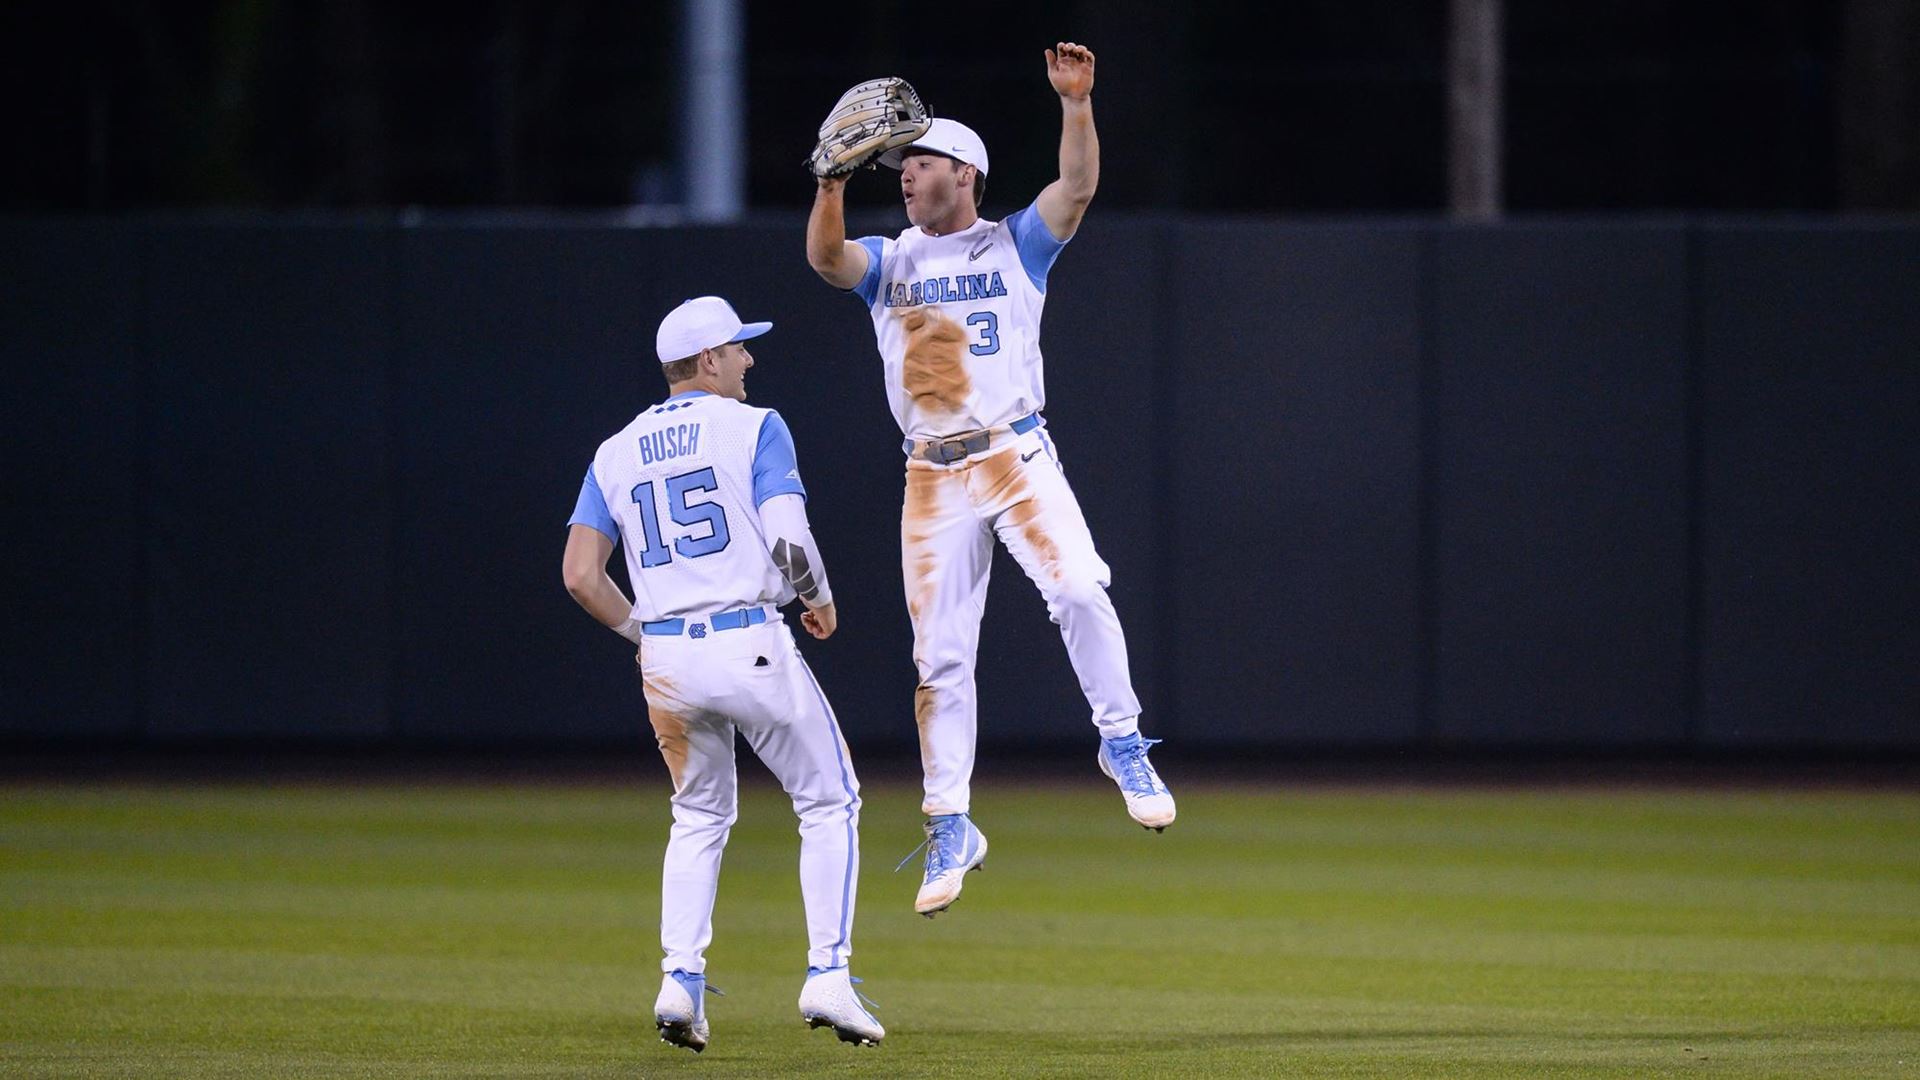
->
[711,342,754,401]
[900,154,969,228]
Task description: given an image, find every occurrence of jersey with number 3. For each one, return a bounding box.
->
[851,200,1069,440]
[570,391,806,623]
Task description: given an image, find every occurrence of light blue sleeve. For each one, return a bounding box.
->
[849,236,886,306]
[1004,202,1070,294]
[568,465,618,542]
[751,412,808,506]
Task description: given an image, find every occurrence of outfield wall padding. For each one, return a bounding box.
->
[2,217,1914,750]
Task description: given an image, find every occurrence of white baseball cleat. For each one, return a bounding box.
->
[907,813,988,917]
[1098,732,1176,831]
[798,965,885,1046]
[653,969,712,1052]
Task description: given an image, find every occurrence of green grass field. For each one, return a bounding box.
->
[3,776,1916,1077]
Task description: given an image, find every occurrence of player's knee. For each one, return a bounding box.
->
[1047,574,1112,618]
[669,800,737,833]
[792,787,860,823]
[916,651,975,687]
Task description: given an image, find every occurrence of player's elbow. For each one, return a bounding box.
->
[561,557,597,599]
[1061,159,1099,199]
[806,247,848,285]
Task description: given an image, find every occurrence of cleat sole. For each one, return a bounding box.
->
[914,862,985,917]
[655,1021,705,1053]
[805,1016,881,1046]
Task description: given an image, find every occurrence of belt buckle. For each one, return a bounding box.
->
[935,438,969,464]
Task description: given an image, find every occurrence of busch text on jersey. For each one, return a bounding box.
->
[638,422,703,466]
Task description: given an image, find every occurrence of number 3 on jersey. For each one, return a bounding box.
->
[966,311,999,356]
[630,467,730,568]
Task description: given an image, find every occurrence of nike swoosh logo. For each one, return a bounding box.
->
[969,241,994,261]
[1021,449,1042,463]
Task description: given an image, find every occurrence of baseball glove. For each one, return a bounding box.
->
[807,77,931,178]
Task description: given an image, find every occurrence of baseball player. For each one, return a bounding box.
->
[804,43,1175,918]
[562,296,883,1050]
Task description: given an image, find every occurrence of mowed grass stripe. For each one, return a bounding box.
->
[3,781,1917,1078]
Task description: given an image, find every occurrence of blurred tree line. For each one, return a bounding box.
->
[2,0,1913,212]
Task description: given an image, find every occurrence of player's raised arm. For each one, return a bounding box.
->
[806,77,928,289]
[1033,42,1100,242]
[806,176,871,291]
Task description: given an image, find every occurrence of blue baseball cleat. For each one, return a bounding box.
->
[1098,732,1176,831]
[654,969,713,1052]
[798,964,885,1046]
[906,813,988,917]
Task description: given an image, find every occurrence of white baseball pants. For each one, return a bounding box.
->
[638,617,862,973]
[902,426,1142,816]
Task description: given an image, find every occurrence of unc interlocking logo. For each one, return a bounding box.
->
[689,623,707,639]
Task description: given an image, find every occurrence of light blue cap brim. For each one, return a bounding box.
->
[729,321,772,343]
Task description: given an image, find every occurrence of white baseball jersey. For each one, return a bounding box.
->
[843,199,1144,818]
[567,387,861,975]
[850,201,1068,439]
[569,391,807,621]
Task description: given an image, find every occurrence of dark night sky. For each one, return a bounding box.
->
[2,0,1911,213]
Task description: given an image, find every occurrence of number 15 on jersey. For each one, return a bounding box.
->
[630,467,731,568]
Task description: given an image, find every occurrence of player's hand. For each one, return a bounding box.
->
[816,174,848,194]
[1046,42,1095,101]
[801,602,837,639]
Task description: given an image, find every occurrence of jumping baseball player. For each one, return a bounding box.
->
[562,296,883,1050]
[804,44,1175,918]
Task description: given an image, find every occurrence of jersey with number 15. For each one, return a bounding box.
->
[570,391,806,623]
[850,200,1068,440]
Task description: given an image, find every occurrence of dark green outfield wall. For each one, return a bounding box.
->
[4,217,1914,749]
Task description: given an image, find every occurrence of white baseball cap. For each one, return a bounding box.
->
[879,118,990,175]
[654,296,772,363]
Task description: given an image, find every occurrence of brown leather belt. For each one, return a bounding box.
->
[903,412,1042,464]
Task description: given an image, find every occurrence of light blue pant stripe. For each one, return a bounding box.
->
[798,655,859,968]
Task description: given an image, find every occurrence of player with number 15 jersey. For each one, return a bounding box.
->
[563,296,882,1050]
